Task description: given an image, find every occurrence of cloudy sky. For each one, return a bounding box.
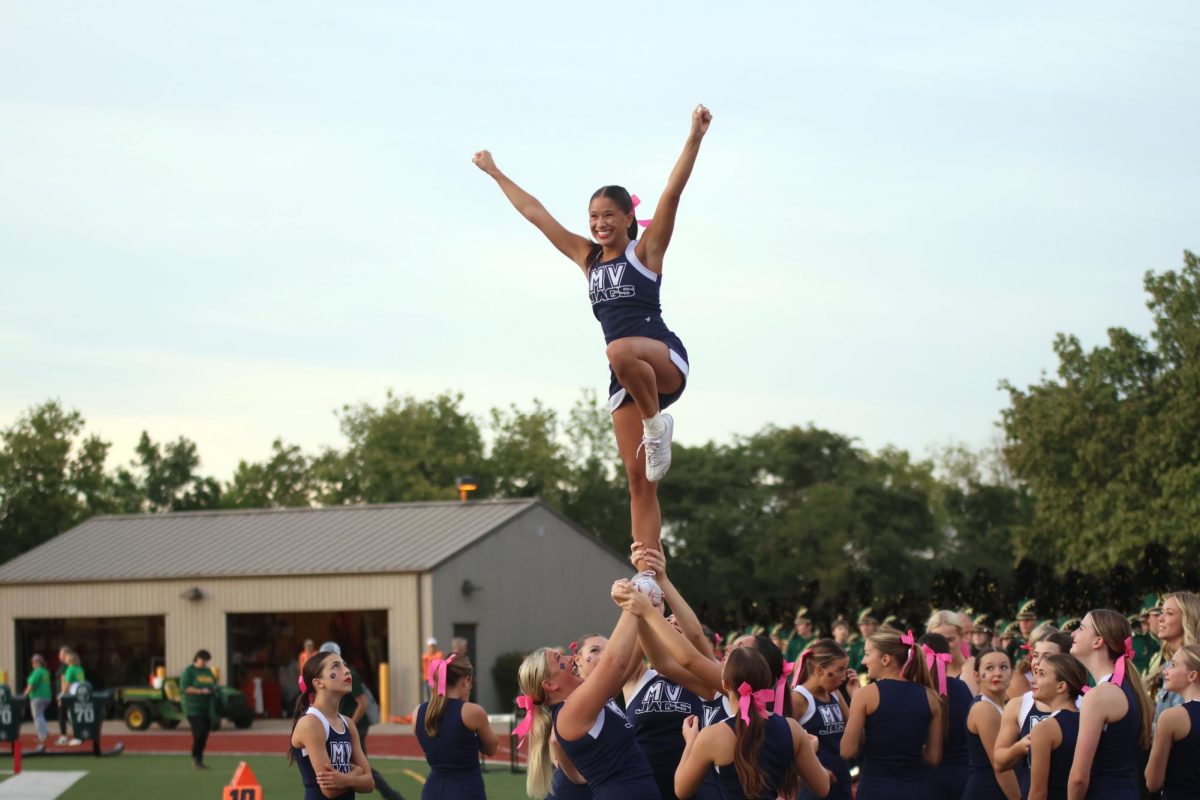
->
[2,2,1197,480]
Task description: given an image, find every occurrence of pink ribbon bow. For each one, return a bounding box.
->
[922,644,952,696]
[792,649,812,690]
[426,653,458,696]
[569,641,578,656]
[737,682,775,725]
[298,675,308,695]
[774,660,795,715]
[512,695,539,745]
[629,194,653,228]
[714,633,722,645]
[901,630,917,668]
[1111,637,1135,687]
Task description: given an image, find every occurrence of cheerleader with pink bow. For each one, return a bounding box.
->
[413,654,498,799]
[841,627,944,800]
[791,639,855,800]
[919,632,974,800]
[674,647,829,799]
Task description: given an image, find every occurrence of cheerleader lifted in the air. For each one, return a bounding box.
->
[474,105,711,596]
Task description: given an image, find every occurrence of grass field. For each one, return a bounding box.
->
[1,753,529,799]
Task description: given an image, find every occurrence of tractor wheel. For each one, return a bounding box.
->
[124,703,152,731]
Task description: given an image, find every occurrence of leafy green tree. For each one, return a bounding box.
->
[1002,252,1200,572]
[0,401,114,562]
[223,439,318,508]
[113,432,221,512]
[486,400,571,503]
[321,391,484,504]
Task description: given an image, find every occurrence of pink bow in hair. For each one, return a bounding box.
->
[1111,637,1135,687]
[792,649,811,690]
[774,660,795,714]
[512,695,539,745]
[630,194,653,228]
[298,675,308,695]
[901,630,917,668]
[737,682,775,725]
[922,644,952,696]
[427,653,458,696]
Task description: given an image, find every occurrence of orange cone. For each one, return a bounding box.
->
[223,760,263,799]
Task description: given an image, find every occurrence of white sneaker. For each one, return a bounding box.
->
[67,738,82,746]
[642,413,674,483]
[55,735,69,745]
[630,570,664,607]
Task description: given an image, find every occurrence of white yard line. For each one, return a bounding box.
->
[0,770,88,799]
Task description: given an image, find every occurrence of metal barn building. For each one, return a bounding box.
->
[0,498,630,716]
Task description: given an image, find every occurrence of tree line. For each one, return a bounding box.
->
[2,251,1197,630]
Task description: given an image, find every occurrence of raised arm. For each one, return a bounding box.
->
[635,105,712,272]
[634,544,713,660]
[557,584,641,739]
[472,150,593,270]
[618,586,722,696]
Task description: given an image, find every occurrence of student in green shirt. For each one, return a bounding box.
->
[180,649,217,769]
[56,648,85,746]
[23,653,53,743]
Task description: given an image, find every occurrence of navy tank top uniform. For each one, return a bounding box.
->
[551,699,658,800]
[1017,692,1054,799]
[627,669,700,800]
[795,685,851,800]
[713,714,794,800]
[1086,678,1142,800]
[548,766,593,800]
[964,695,1008,800]
[588,241,689,413]
[1045,709,1079,800]
[414,698,486,800]
[926,676,973,800]
[857,679,933,800]
[1163,700,1200,800]
[693,695,734,800]
[294,707,355,800]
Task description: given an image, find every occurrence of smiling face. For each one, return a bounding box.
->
[1071,614,1098,658]
[1032,663,1060,704]
[588,196,633,248]
[1159,598,1184,643]
[975,652,1012,694]
[543,648,582,698]
[1031,639,1063,675]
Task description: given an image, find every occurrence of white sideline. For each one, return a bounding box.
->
[0,770,88,798]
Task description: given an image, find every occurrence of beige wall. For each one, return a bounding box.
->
[0,573,423,716]
[431,505,631,711]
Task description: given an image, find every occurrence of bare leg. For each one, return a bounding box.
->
[613,402,661,573]
[606,338,683,419]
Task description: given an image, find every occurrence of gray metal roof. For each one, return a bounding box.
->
[0,499,542,583]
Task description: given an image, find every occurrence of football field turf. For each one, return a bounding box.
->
[0,753,529,799]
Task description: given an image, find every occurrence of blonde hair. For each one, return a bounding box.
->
[1149,591,1200,694]
[1172,644,1200,676]
[517,649,556,799]
[925,609,964,635]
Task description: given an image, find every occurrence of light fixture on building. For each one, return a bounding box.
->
[180,587,204,601]
[456,475,477,502]
[461,579,482,597]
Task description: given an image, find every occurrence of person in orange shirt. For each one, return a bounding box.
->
[297,639,317,673]
[421,638,444,701]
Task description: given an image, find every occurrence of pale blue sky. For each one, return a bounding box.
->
[2,2,1197,480]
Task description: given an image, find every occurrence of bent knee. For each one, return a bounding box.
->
[606,338,638,366]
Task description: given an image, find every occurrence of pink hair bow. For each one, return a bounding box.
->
[901,630,916,668]
[921,644,952,696]
[629,194,653,228]
[298,675,308,695]
[792,649,812,690]
[714,633,722,645]
[774,660,795,714]
[426,653,458,696]
[1111,637,1135,687]
[569,641,578,656]
[737,682,775,725]
[512,694,539,745]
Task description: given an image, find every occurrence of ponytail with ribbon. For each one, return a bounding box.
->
[1111,637,1135,687]
[922,644,952,696]
[629,194,653,229]
[901,630,917,669]
[427,653,458,696]
[774,660,795,715]
[737,681,775,724]
[513,694,540,746]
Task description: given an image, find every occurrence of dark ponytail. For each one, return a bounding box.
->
[287,652,337,765]
[724,648,798,800]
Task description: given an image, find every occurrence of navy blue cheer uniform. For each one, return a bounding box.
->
[925,676,973,800]
[964,696,1007,800]
[712,714,795,800]
[548,766,593,800]
[589,241,689,413]
[552,699,658,800]
[414,698,486,800]
[1163,700,1200,800]
[1016,691,1054,799]
[627,669,700,800]
[795,685,851,800]
[1085,677,1142,800]
[693,694,734,800]
[1045,709,1079,800]
[856,679,932,800]
[294,707,355,800]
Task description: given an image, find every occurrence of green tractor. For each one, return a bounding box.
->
[115,677,254,731]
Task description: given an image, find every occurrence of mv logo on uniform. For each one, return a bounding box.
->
[590,262,635,304]
[330,741,353,772]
